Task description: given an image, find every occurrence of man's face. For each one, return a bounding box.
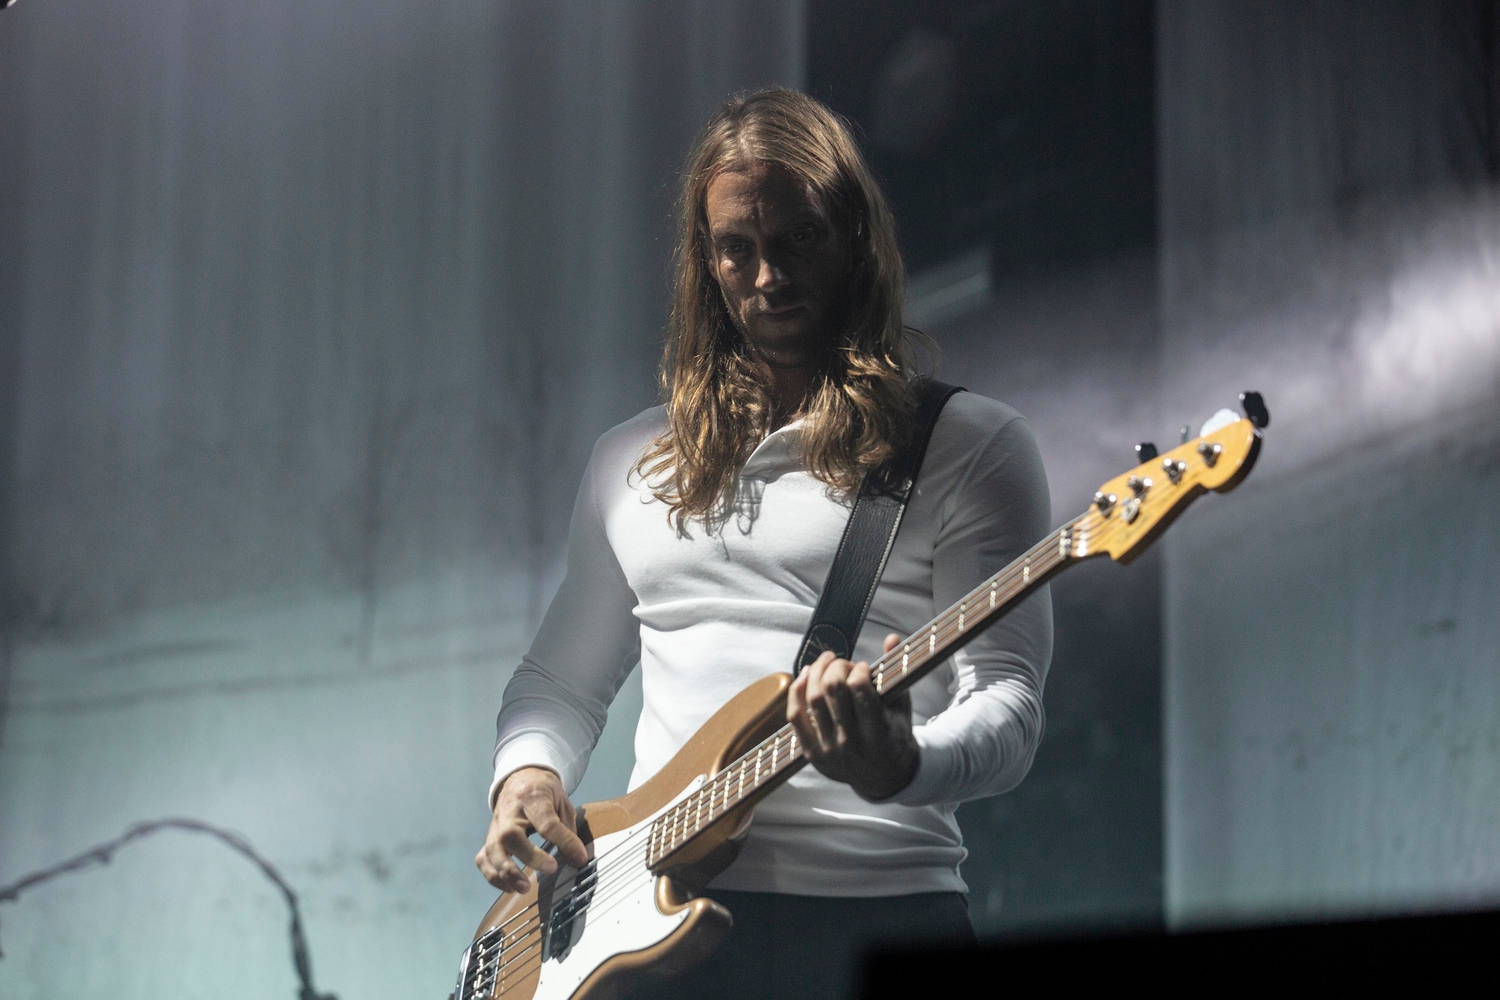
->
[703,163,852,370]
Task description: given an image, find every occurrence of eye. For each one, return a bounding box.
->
[788,225,817,243]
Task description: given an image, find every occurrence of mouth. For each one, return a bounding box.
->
[759,304,807,320]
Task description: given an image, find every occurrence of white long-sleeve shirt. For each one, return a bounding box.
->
[492,391,1053,896]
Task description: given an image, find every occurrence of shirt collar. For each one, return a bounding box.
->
[740,416,808,478]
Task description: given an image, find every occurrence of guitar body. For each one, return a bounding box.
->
[453,395,1269,1000]
[456,673,793,1000]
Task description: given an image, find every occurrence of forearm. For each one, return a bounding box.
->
[889,413,1054,807]
[887,592,1051,807]
[490,438,641,807]
[491,661,617,804]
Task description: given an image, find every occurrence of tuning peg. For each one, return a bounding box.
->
[1180,425,1191,444]
[1135,442,1158,462]
[1240,391,1270,429]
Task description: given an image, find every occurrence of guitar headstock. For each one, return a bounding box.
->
[1083,392,1266,564]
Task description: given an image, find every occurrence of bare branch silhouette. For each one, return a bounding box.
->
[0,817,337,1000]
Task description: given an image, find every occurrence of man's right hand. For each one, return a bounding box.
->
[475,766,590,894]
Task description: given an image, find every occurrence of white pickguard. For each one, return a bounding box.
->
[530,776,707,1000]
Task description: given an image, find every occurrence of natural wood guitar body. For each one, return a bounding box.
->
[454,396,1267,1000]
[464,673,792,1000]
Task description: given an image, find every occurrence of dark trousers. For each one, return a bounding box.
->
[623,890,975,1000]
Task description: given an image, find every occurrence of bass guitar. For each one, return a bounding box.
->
[451,392,1269,1000]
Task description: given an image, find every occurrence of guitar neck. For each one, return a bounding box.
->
[645,512,1095,870]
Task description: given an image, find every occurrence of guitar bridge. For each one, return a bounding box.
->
[452,930,502,1000]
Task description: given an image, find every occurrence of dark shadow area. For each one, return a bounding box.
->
[807,0,1155,275]
[957,554,1163,934]
[810,0,1164,936]
[862,906,1500,996]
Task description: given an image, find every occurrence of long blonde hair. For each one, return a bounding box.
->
[637,88,918,527]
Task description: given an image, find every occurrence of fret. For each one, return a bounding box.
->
[646,517,1093,876]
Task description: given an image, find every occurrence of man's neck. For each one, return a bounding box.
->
[760,361,814,426]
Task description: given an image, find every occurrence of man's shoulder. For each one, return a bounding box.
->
[931,388,1029,447]
[922,388,1045,498]
[588,405,668,482]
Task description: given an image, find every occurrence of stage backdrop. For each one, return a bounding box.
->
[0,2,803,997]
[1157,0,1500,925]
[2,3,1499,999]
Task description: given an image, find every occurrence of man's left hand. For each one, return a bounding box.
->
[787,633,919,801]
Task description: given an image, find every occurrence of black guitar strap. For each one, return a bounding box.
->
[795,378,964,673]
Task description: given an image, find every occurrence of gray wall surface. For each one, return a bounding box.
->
[2,0,1498,996]
[937,253,1167,933]
[1158,0,1500,925]
[0,2,802,996]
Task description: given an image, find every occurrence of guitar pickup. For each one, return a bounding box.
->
[547,859,598,960]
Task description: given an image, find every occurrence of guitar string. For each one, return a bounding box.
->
[472,776,738,952]
[525,503,1115,912]
[473,480,1173,991]
[567,500,1143,912]
[482,523,1128,991]
[502,502,1110,925]
[485,865,656,993]
[475,680,825,951]
[477,549,1034,988]
[473,826,669,974]
[646,507,1108,856]
[476,810,661,943]
[622,507,1108,879]
[483,546,1136,991]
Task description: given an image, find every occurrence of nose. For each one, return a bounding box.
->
[755,254,788,294]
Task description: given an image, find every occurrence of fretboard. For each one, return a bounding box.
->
[645,511,1098,869]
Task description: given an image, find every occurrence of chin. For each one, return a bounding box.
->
[751,314,817,343]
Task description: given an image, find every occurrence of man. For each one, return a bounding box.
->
[476,88,1053,999]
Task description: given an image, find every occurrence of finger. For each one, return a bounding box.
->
[787,669,808,722]
[788,673,824,758]
[822,661,859,750]
[806,660,842,752]
[883,632,901,654]
[848,661,889,748]
[477,843,531,893]
[791,709,824,761]
[500,823,558,874]
[787,670,821,756]
[531,803,589,868]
